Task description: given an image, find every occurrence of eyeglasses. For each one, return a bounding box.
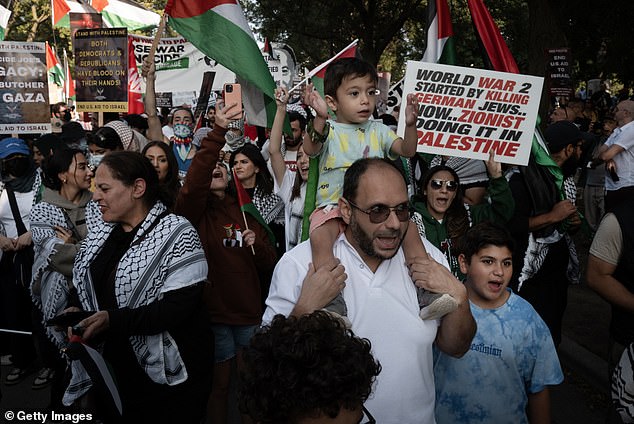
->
[347,200,411,224]
[361,406,376,424]
[429,179,458,192]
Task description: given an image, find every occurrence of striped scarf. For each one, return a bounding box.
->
[63,202,208,406]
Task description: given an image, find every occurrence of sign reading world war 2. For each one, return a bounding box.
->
[0,41,51,134]
[397,61,544,166]
[74,27,128,112]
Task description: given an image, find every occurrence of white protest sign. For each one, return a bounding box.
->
[262,42,297,88]
[397,61,544,166]
[130,35,235,96]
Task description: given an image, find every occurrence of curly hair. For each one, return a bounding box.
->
[238,312,381,423]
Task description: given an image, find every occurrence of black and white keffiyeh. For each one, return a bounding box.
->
[253,186,284,225]
[30,195,99,349]
[63,201,208,406]
[516,175,580,289]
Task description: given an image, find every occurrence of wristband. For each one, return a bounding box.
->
[307,120,330,144]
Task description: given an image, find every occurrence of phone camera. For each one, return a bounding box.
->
[226,84,233,93]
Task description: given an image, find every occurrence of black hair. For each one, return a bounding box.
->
[288,111,307,131]
[421,165,469,244]
[124,114,149,131]
[171,107,195,122]
[42,148,85,191]
[141,141,180,208]
[88,127,124,151]
[238,311,381,423]
[229,144,275,195]
[99,151,165,209]
[324,57,378,99]
[342,157,404,203]
[460,221,514,264]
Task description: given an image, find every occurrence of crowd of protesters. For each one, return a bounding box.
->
[1,60,634,423]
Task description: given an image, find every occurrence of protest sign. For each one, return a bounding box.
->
[397,61,544,166]
[546,48,573,99]
[129,34,234,107]
[0,41,51,134]
[262,42,296,88]
[74,27,128,112]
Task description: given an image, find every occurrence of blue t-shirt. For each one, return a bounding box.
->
[433,290,563,424]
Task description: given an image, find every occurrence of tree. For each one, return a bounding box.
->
[245,0,427,68]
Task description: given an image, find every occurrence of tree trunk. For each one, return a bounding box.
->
[527,0,567,123]
[26,5,47,42]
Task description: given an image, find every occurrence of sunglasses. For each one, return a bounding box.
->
[347,200,411,224]
[429,179,458,192]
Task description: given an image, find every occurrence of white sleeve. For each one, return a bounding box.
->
[262,249,309,325]
[274,168,295,201]
[423,237,450,270]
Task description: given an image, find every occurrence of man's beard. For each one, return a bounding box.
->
[349,216,406,261]
[285,134,302,148]
[561,155,579,178]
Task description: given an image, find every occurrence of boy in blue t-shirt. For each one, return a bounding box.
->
[434,221,563,423]
[303,57,459,321]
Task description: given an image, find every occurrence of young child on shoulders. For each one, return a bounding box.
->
[303,57,458,321]
[433,221,563,424]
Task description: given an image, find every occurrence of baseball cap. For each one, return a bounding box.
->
[0,138,30,159]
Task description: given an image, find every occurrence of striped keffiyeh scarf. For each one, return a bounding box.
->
[63,201,208,406]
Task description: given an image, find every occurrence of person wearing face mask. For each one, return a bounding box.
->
[86,126,124,170]
[174,101,277,424]
[141,59,197,182]
[0,137,41,385]
[506,120,584,346]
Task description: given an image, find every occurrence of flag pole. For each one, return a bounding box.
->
[233,169,256,255]
[288,39,358,93]
[240,209,256,255]
[147,13,167,64]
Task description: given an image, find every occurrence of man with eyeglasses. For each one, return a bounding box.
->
[596,100,634,213]
[264,158,476,424]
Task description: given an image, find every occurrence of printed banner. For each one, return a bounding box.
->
[0,41,51,134]
[129,34,234,98]
[546,48,573,99]
[74,27,128,112]
[262,42,297,88]
[397,61,544,166]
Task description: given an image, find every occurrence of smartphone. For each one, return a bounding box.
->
[223,83,243,114]
[46,311,94,327]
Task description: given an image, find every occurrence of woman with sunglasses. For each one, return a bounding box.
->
[411,151,515,278]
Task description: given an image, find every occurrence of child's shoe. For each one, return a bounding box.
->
[418,289,458,320]
[323,293,352,328]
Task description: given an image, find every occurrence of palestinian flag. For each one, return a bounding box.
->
[467,0,518,73]
[166,0,277,129]
[98,0,160,31]
[0,3,10,41]
[467,0,566,205]
[232,169,275,244]
[127,37,144,114]
[52,0,96,28]
[63,49,76,101]
[307,39,358,98]
[299,39,358,241]
[422,0,456,65]
[262,37,277,60]
[46,42,64,87]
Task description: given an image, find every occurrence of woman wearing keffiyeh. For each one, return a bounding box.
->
[63,151,213,423]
